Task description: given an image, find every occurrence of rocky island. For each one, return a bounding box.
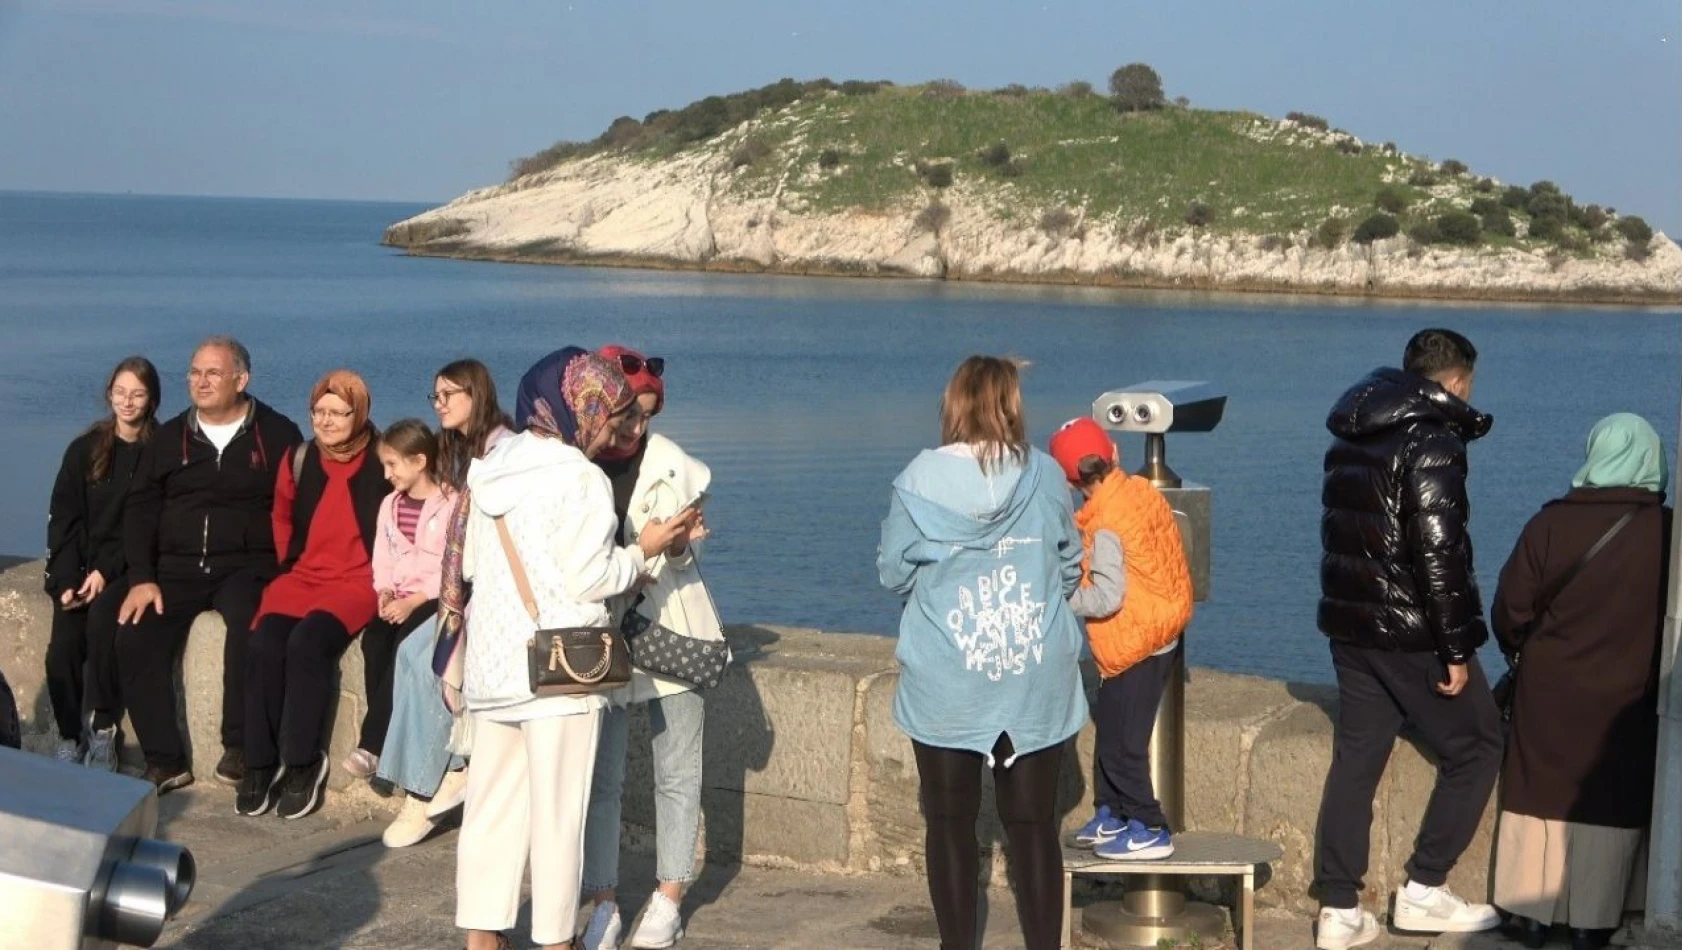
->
[384,72,1681,305]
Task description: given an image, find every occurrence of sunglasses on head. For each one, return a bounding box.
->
[617,354,665,378]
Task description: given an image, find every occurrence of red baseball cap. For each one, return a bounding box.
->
[1048,417,1119,485]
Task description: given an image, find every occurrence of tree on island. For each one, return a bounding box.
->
[1109,63,1165,112]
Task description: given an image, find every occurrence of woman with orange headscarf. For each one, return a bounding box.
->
[237,369,388,821]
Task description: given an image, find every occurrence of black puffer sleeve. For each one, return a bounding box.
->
[1400,429,1486,663]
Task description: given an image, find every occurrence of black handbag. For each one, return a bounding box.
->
[1493,508,1637,721]
[620,594,731,690]
[495,517,632,697]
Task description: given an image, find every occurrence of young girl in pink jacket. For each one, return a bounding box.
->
[343,418,459,778]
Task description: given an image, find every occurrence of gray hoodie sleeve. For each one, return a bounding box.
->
[1069,528,1127,619]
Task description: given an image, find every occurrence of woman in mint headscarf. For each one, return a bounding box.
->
[1491,413,1672,950]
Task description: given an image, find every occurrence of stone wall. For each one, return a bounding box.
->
[0,560,1495,912]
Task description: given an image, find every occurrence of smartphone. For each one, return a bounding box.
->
[680,490,710,514]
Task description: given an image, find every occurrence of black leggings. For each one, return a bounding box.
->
[245,612,352,770]
[913,734,1065,950]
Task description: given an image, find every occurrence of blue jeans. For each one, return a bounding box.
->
[374,618,463,797]
[582,689,705,891]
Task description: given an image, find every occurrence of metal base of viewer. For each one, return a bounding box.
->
[1082,892,1228,947]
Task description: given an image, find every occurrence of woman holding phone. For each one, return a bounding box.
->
[578,345,726,950]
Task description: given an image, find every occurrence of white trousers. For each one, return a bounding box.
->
[455,709,602,945]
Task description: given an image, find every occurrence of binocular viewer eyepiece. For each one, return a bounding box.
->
[1092,381,1227,436]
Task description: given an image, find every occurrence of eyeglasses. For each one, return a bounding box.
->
[610,403,649,436]
[109,387,149,405]
[617,354,665,378]
[311,407,353,422]
[429,387,466,406]
[187,368,233,384]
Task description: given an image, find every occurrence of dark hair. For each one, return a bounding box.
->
[87,356,162,482]
[1076,454,1114,486]
[381,418,440,483]
[435,359,512,491]
[1403,328,1477,379]
[940,355,1029,473]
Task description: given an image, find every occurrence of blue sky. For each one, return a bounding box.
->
[1,0,1677,233]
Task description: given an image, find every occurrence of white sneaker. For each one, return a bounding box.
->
[425,768,468,819]
[1392,883,1502,933]
[84,725,120,771]
[631,891,684,949]
[580,900,621,950]
[1316,907,1380,950]
[52,738,83,764]
[382,794,437,848]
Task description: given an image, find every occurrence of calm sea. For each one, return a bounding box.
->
[1,192,1677,683]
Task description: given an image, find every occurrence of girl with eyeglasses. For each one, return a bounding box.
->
[379,358,515,847]
[44,355,161,769]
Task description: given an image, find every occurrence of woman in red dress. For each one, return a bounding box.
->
[237,370,388,820]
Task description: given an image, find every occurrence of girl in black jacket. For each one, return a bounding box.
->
[44,355,160,767]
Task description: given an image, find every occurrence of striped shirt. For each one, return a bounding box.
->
[394,492,424,543]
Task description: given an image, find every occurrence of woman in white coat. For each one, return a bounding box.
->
[445,347,697,950]
[579,346,726,950]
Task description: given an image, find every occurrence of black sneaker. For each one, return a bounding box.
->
[142,764,194,795]
[235,765,284,817]
[276,757,328,820]
[214,748,246,786]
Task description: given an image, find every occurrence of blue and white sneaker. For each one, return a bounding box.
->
[1073,805,1129,848]
[1095,820,1175,861]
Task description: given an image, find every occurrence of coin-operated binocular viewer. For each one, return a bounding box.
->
[1084,381,1225,945]
[0,745,196,948]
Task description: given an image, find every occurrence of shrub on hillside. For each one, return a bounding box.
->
[1616,215,1654,245]
[997,83,1031,97]
[1040,207,1077,235]
[1381,141,1398,154]
[1468,196,1501,217]
[1481,210,1516,237]
[1475,177,1496,193]
[1530,180,1561,197]
[1527,215,1565,242]
[817,148,844,170]
[923,79,966,98]
[1406,169,1439,188]
[1556,232,1591,254]
[509,140,589,180]
[914,201,951,233]
[980,142,1012,168]
[1439,159,1468,176]
[1501,186,1530,210]
[1285,111,1330,131]
[1174,95,1191,108]
[1315,216,1348,249]
[1571,204,1609,232]
[1435,211,1481,245]
[1408,220,1441,245]
[730,136,772,168]
[602,116,644,147]
[1335,139,1364,155]
[1527,191,1568,220]
[1000,158,1026,178]
[1258,234,1293,252]
[1109,63,1165,112]
[922,163,954,188]
[1375,186,1409,214]
[840,80,886,96]
[1059,80,1094,98]
[1627,240,1653,262]
[1353,213,1400,245]
[1184,201,1215,228]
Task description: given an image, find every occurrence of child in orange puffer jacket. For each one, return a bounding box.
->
[1049,418,1193,861]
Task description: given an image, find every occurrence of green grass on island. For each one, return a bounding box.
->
[505,73,1658,261]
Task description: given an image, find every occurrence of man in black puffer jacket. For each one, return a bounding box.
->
[1310,329,1504,949]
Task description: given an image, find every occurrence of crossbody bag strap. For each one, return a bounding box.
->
[1529,507,1639,627]
[494,516,541,623]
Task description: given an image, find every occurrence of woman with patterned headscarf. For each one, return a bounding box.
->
[236,369,388,821]
[1492,413,1673,950]
[449,348,697,950]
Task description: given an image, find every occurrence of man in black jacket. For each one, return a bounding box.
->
[116,336,302,792]
[1311,329,1503,949]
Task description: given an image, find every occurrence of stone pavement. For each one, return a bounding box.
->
[152,784,1532,950]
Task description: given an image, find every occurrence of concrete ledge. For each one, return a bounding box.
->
[0,560,1497,907]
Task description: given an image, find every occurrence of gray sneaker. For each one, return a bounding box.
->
[52,738,83,764]
[83,726,120,771]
